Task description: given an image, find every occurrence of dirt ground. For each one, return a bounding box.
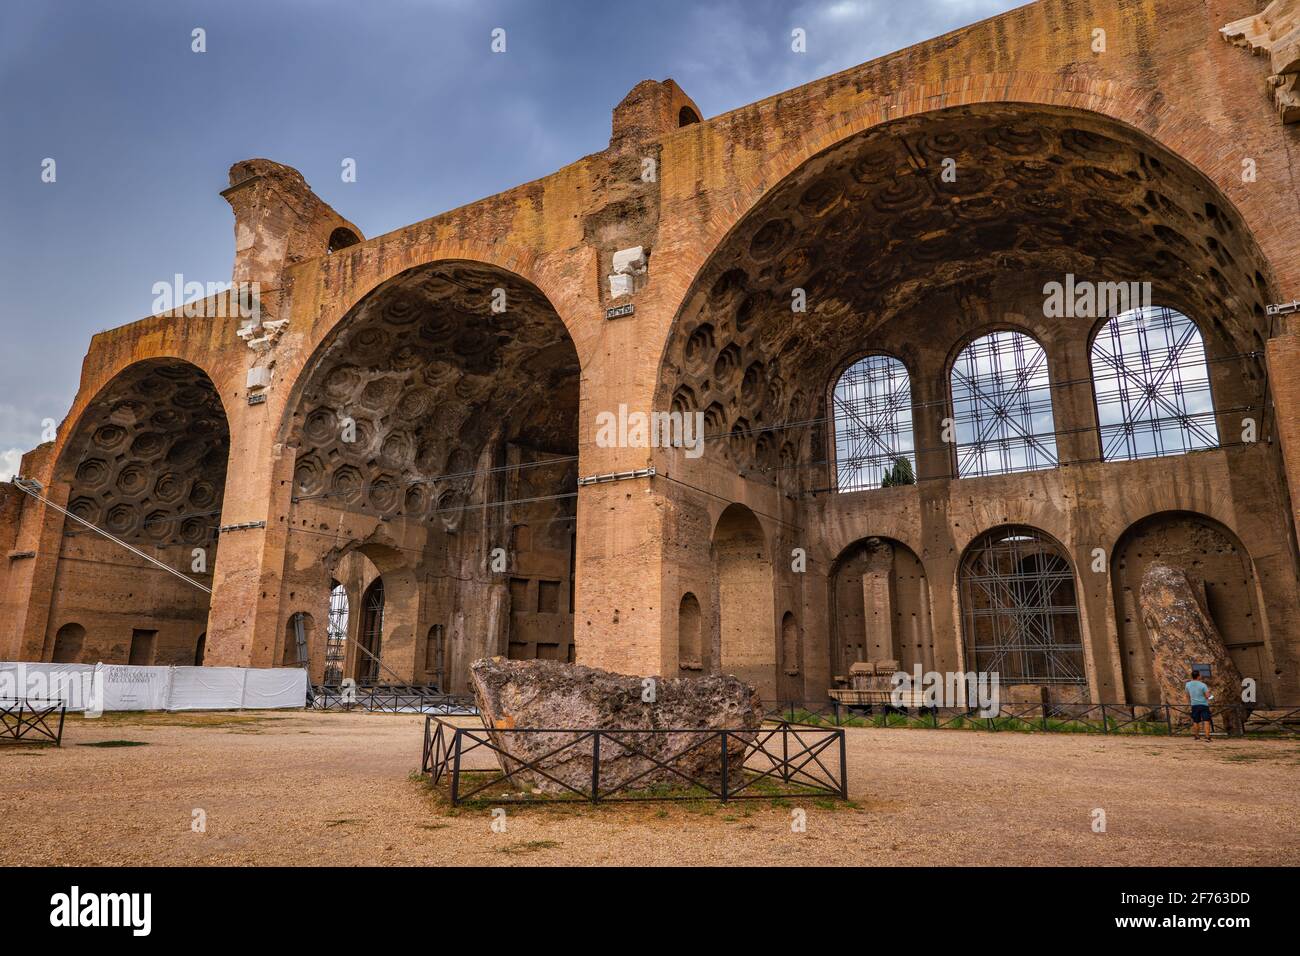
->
[1,710,1297,866]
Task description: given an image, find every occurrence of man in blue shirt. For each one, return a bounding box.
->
[1185,669,1213,741]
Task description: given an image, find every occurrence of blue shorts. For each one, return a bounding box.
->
[1190,704,1212,722]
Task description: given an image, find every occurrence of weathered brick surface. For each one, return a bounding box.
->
[4,0,1299,705]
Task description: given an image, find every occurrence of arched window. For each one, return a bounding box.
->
[781,612,800,676]
[959,527,1086,688]
[284,613,313,667]
[951,330,1058,478]
[678,593,704,672]
[832,354,915,491]
[51,623,85,663]
[359,579,384,683]
[425,624,446,688]
[326,227,360,254]
[1090,306,1219,461]
[325,580,348,685]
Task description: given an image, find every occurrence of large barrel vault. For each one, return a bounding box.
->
[3,0,1300,711]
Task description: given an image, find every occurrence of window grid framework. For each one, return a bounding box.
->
[833,354,915,492]
[951,330,1059,478]
[360,580,385,683]
[325,582,348,684]
[1091,306,1219,462]
[959,528,1087,686]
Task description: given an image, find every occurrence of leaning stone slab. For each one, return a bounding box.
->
[1138,563,1246,735]
[468,658,763,796]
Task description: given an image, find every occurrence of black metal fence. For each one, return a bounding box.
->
[310,684,478,715]
[765,700,1300,738]
[421,715,847,805]
[0,698,66,745]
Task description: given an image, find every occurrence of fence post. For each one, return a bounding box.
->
[1165,704,1174,737]
[450,729,463,805]
[590,732,601,805]
[720,732,729,803]
[839,729,848,800]
[782,726,790,783]
[1101,702,1108,734]
[833,699,841,726]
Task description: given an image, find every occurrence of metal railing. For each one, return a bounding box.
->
[765,700,1300,737]
[0,698,66,745]
[310,684,478,715]
[421,714,848,805]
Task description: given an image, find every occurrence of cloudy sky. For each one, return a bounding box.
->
[0,0,1023,478]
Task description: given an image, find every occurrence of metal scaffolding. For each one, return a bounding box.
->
[324,581,348,685]
[959,527,1086,686]
[951,330,1059,478]
[832,353,916,491]
[1091,305,1220,462]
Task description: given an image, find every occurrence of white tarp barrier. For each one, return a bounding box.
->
[166,666,247,711]
[241,667,308,709]
[100,664,172,711]
[0,662,98,710]
[0,662,307,712]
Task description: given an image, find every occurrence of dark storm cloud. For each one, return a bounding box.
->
[0,0,1022,476]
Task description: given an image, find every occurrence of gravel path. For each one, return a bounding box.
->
[2,710,1296,866]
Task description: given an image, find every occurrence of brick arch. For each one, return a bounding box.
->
[814,514,925,568]
[957,522,1089,692]
[277,256,580,444]
[653,89,1281,491]
[45,353,230,491]
[712,502,777,698]
[307,239,589,372]
[828,535,933,679]
[1099,488,1247,558]
[50,357,232,547]
[951,500,1076,558]
[1107,509,1271,705]
[276,258,581,530]
[657,75,1283,326]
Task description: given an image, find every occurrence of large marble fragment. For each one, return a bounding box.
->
[1222,0,1300,123]
[1138,563,1245,735]
[469,658,763,795]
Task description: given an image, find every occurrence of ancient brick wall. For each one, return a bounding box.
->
[6,0,1300,706]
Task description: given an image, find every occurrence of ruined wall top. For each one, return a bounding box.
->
[221,158,363,291]
[609,78,703,151]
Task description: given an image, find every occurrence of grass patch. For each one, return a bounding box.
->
[1215,747,1300,764]
[71,712,280,731]
[496,840,560,855]
[78,739,148,748]
[435,768,840,809]
[776,707,1199,736]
